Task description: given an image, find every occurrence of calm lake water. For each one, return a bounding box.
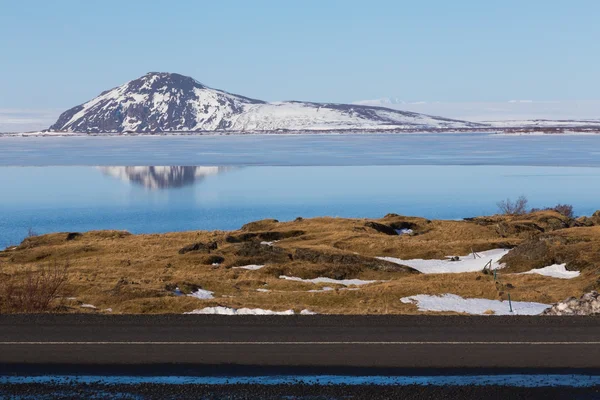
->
[1,164,600,248]
[2,133,600,166]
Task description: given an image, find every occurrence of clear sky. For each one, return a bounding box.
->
[1,0,599,109]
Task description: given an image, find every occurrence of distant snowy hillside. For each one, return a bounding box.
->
[354,98,600,123]
[48,73,481,134]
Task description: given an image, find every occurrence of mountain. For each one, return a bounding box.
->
[99,166,228,189]
[49,72,482,134]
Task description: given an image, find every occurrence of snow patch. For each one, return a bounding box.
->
[187,289,215,300]
[308,286,334,293]
[184,306,294,315]
[401,294,550,315]
[378,249,509,274]
[233,264,265,271]
[518,263,580,279]
[279,275,381,286]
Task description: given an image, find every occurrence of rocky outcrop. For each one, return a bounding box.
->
[178,241,218,254]
[225,230,305,243]
[543,291,600,315]
[293,247,417,273]
[364,222,398,236]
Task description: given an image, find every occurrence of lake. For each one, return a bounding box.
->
[1,164,599,248]
[2,133,600,166]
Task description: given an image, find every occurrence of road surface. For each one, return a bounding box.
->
[1,315,599,370]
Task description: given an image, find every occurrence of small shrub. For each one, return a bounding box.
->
[497,195,529,215]
[552,204,575,218]
[531,203,575,218]
[0,261,69,313]
[26,228,39,238]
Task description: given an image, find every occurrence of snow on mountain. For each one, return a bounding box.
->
[353,99,600,123]
[49,72,481,134]
[98,166,227,189]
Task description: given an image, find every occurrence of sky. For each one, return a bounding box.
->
[1,0,599,113]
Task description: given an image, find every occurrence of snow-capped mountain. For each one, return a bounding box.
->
[99,166,228,189]
[49,72,482,133]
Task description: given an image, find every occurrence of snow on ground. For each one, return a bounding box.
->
[518,263,580,279]
[308,286,334,293]
[378,249,509,274]
[187,289,215,300]
[279,275,380,286]
[401,294,550,315]
[256,288,271,292]
[396,228,413,235]
[233,264,265,271]
[184,306,316,315]
[261,241,277,246]
[80,304,97,309]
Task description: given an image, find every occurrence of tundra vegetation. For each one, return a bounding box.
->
[1,208,599,314]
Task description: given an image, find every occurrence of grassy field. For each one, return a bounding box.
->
[1,211,598,314]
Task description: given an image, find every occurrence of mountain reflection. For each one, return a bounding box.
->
[99,166,229,189]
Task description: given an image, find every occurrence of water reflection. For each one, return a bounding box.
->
[98,166,229,189]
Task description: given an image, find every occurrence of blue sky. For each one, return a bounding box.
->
[1,0,599,109]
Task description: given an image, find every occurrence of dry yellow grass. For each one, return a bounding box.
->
[0,211,597,314]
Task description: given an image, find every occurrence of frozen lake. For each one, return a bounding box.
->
[2,133,600,166]
[1,165,599,248]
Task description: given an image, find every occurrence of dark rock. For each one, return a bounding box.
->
[499,236,568,272]
[226,231,304,243]
[202,255,224,265]
[178,242,210,254]
[293,247,417,273]
[65,232,82,241]
[364,222,398,236]
[234,242,290,264]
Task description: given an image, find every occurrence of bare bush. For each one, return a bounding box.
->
[552,204,575,218]
[531,203,575,218]
[26,228,39,238]
[0,261,69,313]
[497,195,529,215]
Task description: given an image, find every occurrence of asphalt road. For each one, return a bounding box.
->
[1,315,600,370]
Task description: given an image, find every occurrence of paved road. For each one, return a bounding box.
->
[1,315,599,369]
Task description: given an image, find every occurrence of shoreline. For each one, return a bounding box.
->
[2,211,598,316]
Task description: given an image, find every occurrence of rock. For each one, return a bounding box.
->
[500,236,567,272]
[575,216,595,227]
[179,242,212,254]
[226,231,304,243]
[293,247,417,273]
[364,222,398,236]
[66,232,82,241]
[234,242,290,264]
[202,255,225,265]
[543,291,600,316]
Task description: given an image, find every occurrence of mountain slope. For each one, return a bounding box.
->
[49,72,483,133]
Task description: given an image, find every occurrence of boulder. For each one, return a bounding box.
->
[543,291,600,315]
